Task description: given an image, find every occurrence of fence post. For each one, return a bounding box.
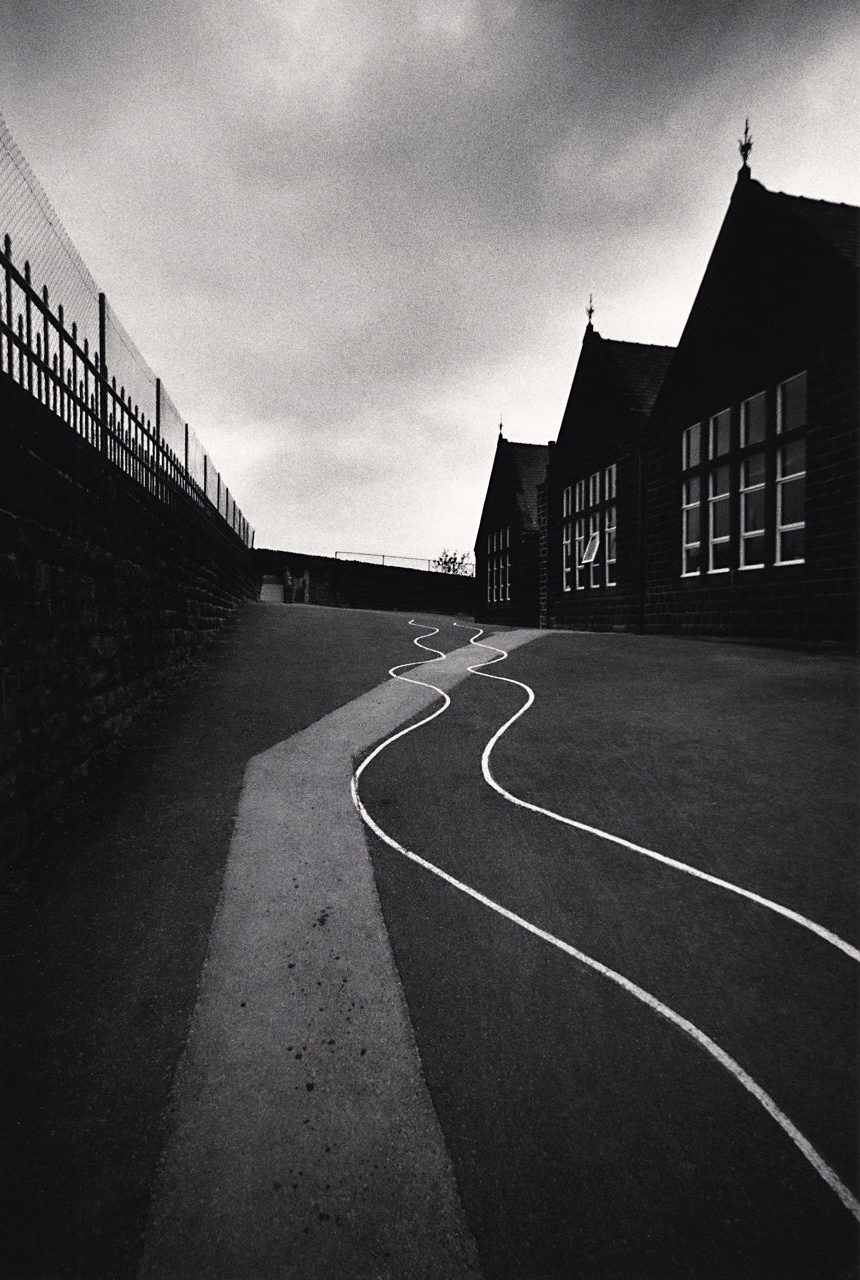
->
[155,377,162,499]
[184,422,189,479]
[3,235,12,373]
[98,292,108,455]
[58,304,66,423]
[42,286,50,410]
[23,261,33,392]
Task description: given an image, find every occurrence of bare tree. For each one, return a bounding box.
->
[431,549,474,576]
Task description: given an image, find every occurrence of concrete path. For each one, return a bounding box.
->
[140,632,543,1279]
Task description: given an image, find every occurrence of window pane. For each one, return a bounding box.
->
[742,451,766,487]
[741,391,766,446]
[684,545,701,573]
[710,463,730,496]
[779,527,804,561]
[684,423,701,469]
[779,440,805,477]
[712,540,732,570]
[780,475,806,525]
[742,488,765,533]
[710,409,731,457]
[779,371,807,432]
[606,528,616,559]
[742,534,765,567]
[712,498,730,539]
[684,506,700,542]
[684,476,700,505]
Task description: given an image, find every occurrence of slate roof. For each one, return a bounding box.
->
[769,188,860,269]
[598,337,675,417]
[505,440,548,527]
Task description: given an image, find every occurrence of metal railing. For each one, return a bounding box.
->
[335,551,434,570]
[334,550,475,575]
[0,114,253,548]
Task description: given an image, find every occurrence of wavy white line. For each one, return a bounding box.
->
[350,620,859,1221]
[453,624,860,965]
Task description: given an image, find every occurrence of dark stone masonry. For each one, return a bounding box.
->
[0,373,257,851]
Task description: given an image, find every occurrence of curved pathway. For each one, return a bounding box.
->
[140,623,543,1280]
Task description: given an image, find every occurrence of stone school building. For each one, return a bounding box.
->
[475,156,859,648]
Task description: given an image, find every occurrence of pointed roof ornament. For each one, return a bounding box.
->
[499,416,503,436]
[738,117,753,172]
[586,293,595,327]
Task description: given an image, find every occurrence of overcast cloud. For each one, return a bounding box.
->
[1,0,857,558]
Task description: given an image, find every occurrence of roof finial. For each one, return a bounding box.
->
[739,118,753,170]
[498,416,503,436]
[586,293,595,327]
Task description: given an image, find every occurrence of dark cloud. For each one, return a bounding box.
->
[1,0,857,554]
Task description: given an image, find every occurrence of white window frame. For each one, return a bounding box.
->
[564,466,618,591]
[604,502,616,585]
[582,531,600,564]
[709,407,731,460]
[777,371,807,434]
[575,516,586,590]
[487,527,511,601]
[739,451,766,569]
[740,391,766,447]
[562,519,572,592]
[707,464,731,574]
[603,464,617,587]
[776,442,806,565]
[681,428,701,577]
[681,477,701,576]
[588,511,600,587]
[683,423,701,470]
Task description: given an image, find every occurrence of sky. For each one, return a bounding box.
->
[1,0,858,561]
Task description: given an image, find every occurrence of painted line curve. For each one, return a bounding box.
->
[351,620,860,1223]
[453,623,860,965]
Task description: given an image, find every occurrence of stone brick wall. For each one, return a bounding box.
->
[644,335,859,647]
[473,522,541,627]
[643,186,859,651]
[0,374,257,851]
[537,480,548,627]
[545,447,645,634]
[254,548,475,618]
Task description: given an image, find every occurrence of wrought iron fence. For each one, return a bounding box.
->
[0,113,253,548]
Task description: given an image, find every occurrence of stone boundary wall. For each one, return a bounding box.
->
[0,374,257,852]
[254,548,475,618]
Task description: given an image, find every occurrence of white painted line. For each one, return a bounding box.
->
[453,624,860,965]
[352,622,860,1223]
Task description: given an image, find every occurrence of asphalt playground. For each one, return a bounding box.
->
[2,602,857,1279]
